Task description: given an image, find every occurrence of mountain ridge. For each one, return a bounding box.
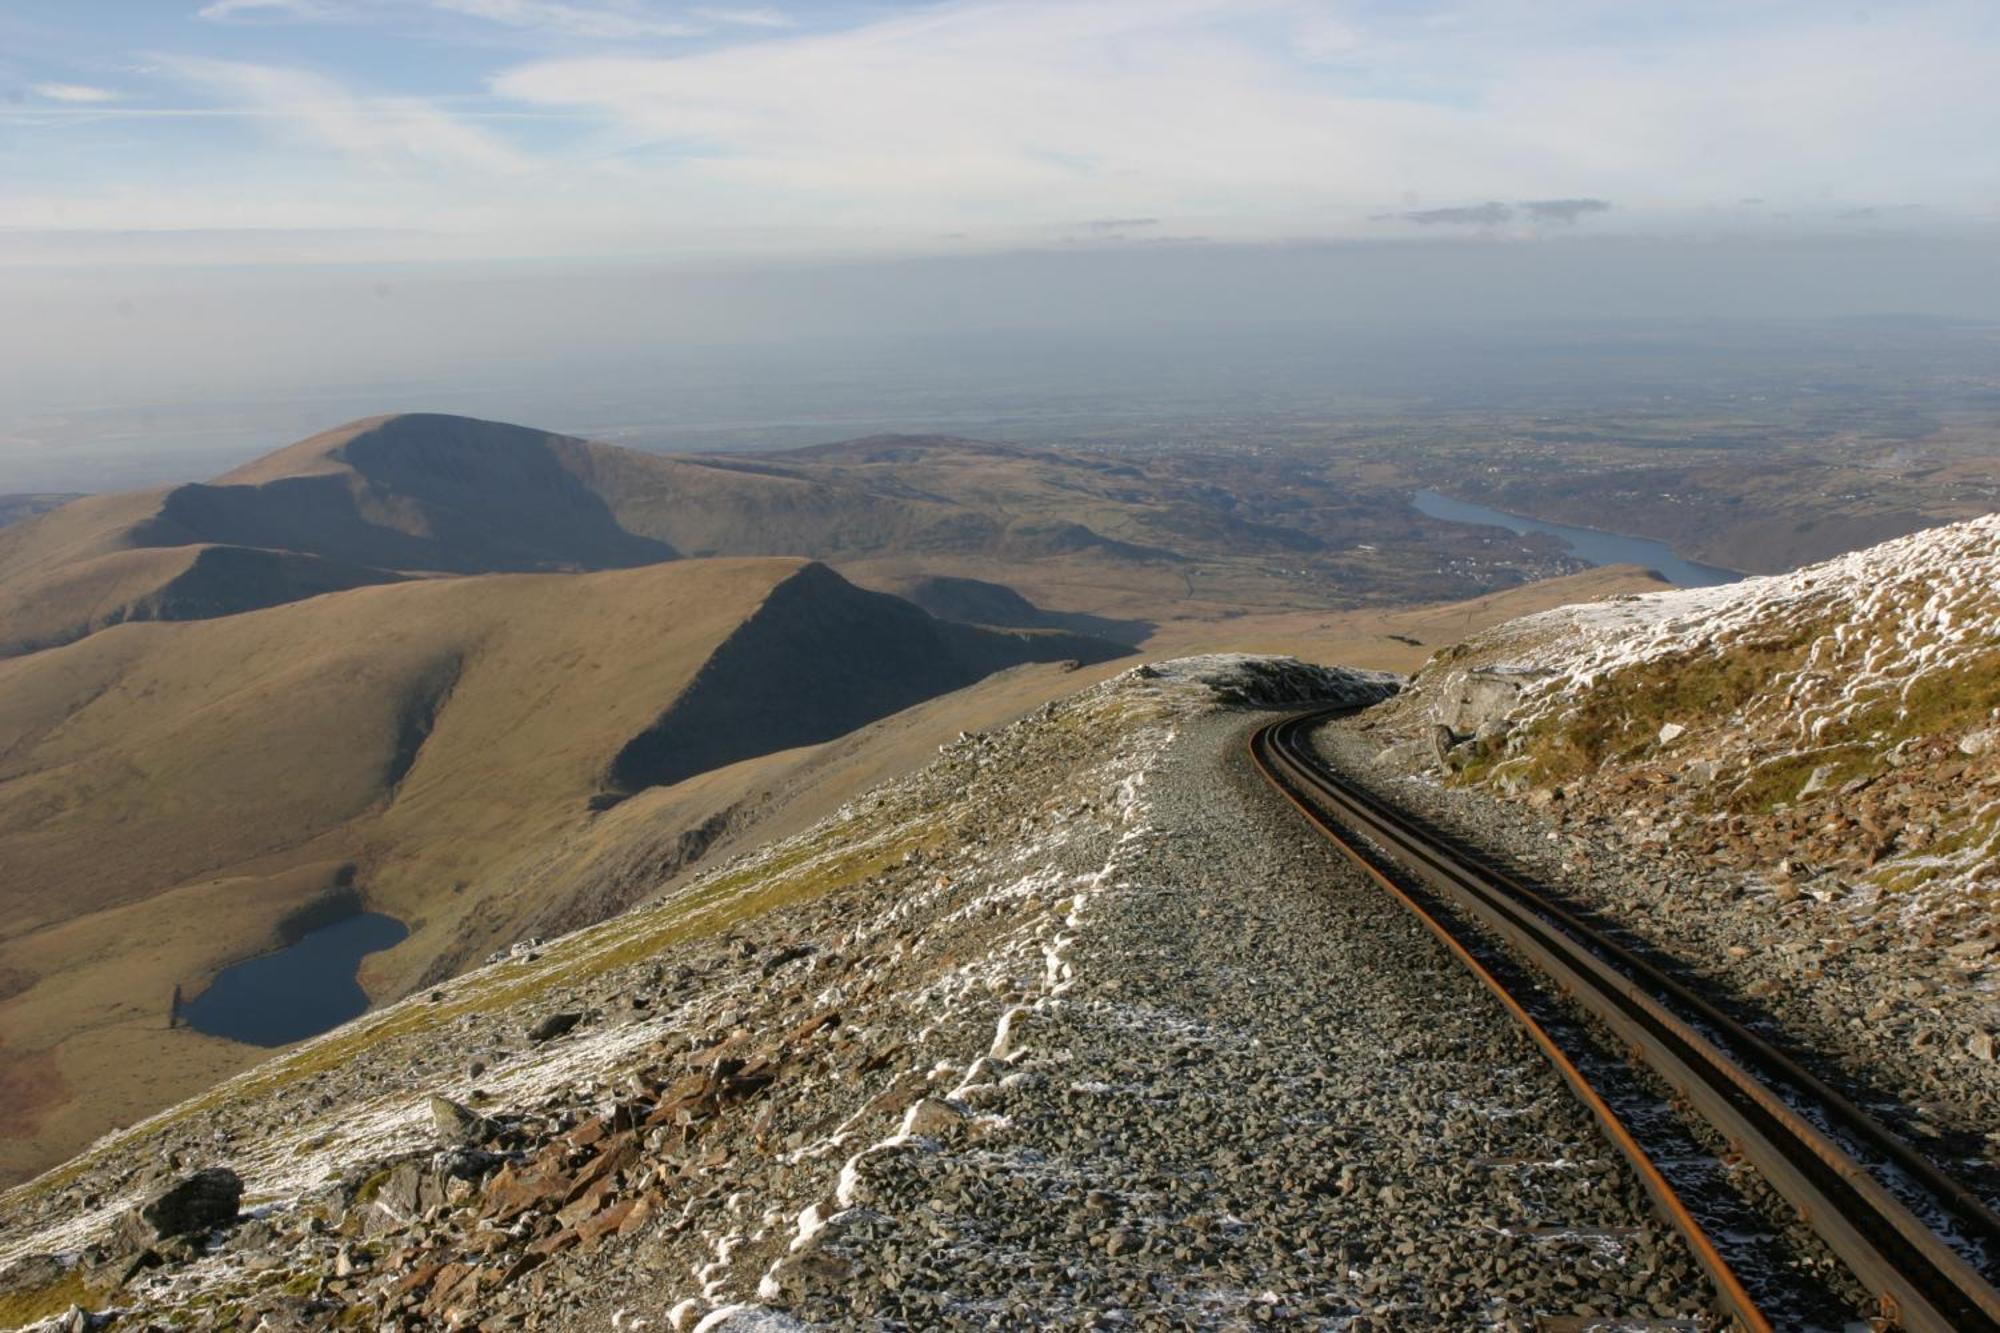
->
[0,410,1598,661]
[0,553,1127,1186]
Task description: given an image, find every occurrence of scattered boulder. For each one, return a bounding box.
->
[527,1011,583,1043]
[898,1097,967,1139]
[119,1166,241,1248]
[1441,668,1538,735]
[429,1095,491,1146]
[1959,727,2000,757]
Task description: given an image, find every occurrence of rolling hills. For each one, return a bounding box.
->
[0,556,1123,1184]
[0,412,1578,659]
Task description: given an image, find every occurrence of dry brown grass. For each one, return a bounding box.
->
[0,557,1124,1185]
[0,559,806,1181]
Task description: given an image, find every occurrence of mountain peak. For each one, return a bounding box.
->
[214,413,589,486]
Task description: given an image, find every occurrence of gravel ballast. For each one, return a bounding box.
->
[772,708,1714,1329]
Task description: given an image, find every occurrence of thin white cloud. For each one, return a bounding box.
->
[160,56,529,173]
[491,0,1525,213]
[196,0,333,19]
[15,0,2000,261]
[432,0,702,39]
[489,0,2000,232]
[30,83,124,103]
[1290,14,1363,63]
[694,6,792,27]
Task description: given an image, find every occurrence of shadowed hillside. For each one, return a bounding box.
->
[608,563,1118,791]
[888,573,1155,644]
[0,416,678,657]
[0,557,1125,1184]
[156,415,680,573]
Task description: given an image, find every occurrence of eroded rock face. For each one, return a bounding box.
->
[1438,667,1542,736]
[120,1167,242,1246]
[0,1251,67,1300]
[1135,654,1400,709]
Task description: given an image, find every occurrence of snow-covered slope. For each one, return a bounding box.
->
[1386,513,2000,948]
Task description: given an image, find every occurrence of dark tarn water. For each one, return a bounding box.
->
[180,911,408,1047]
[1412,490,1741,588]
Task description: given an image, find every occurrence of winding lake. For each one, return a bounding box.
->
[180,911,409,1047]
[1413,490,1740,588]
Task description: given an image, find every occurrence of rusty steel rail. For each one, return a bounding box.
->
[1251,709,2000,1333]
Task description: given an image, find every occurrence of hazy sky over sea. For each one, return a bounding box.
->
[3,1,1999,488]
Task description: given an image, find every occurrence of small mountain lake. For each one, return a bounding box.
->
[1412,490,1741,588]
[179,911,409,1047]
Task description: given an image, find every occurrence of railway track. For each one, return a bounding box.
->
[1250,708,2000,1333]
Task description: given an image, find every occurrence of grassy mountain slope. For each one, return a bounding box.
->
[0,557,1124,1184]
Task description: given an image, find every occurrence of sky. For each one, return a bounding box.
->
[3,1,2000,489]
[5,0,1999,264]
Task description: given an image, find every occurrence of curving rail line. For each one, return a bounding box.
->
[1251,708,2000,1333]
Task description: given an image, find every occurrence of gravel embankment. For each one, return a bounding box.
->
[1314,717,2000,1218]
[774,711,1714,1329]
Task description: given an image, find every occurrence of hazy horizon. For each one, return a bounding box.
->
[3,315,1993,493]
[6,1,2000,490]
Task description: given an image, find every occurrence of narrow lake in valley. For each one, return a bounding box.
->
[179,911,409,1047]
[1412,490,1741,588]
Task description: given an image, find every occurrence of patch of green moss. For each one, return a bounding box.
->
[1713,744,1874,815]
[1447,734,1513,786]
[351,1166,393,1206]
[0,1266,90,1327]
[1840,647,2000,746]
[1511,628,1821,785]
